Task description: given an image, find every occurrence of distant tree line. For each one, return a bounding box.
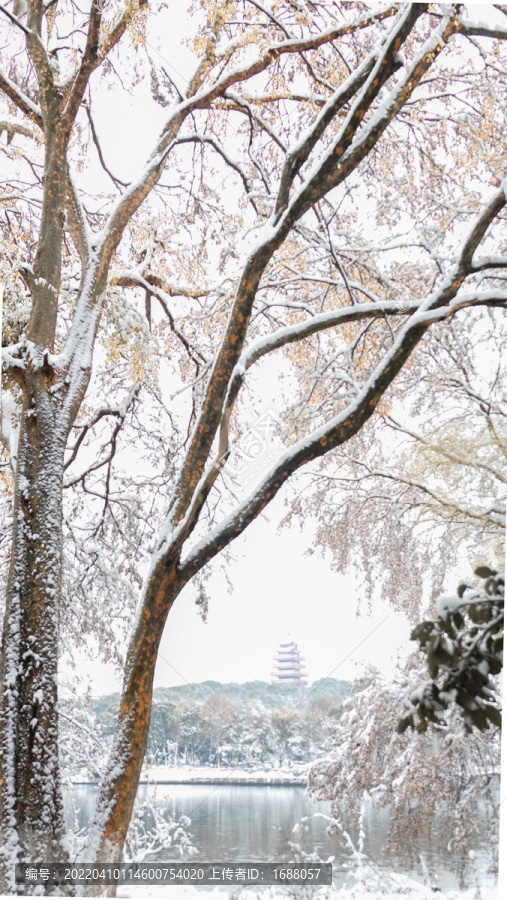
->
[62,679,349,778]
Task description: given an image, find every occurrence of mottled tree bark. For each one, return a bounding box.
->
[0,373,68,891]
[85,564,182,869]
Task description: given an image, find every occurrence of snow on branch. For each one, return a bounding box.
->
[178,284,507,581]
[286,7,460,224]
[113,270,212,301]
[273,48,379,220]
[0,66,42,125]
[459,18,507,40]
[0,115,40,141]
[400,567,504,733]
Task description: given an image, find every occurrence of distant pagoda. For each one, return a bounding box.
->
[271,639,308,685]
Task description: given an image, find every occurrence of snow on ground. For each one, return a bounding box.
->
[139,765,305,784]
[116,885,497,899]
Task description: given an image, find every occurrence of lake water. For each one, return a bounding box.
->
[65,783,498,893]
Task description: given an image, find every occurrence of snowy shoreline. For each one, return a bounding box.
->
[71,765,307,786]
[67,768,498,900]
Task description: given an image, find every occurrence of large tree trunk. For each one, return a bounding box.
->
[85,562,182,875]
[0,373,69,892]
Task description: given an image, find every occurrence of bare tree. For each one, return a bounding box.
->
[1,1,507,890]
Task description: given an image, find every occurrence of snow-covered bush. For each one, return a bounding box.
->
[123,790,196,864]
[306,660,499,885]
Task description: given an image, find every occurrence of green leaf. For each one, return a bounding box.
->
[452,611,465,630]
[467,602,493,624]
[411,621,435,646]
[484,705,501,728]
[474,566,494,579]
[397,715,413,734]
[470,708,490,731]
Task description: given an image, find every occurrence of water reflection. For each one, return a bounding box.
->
[65,783,497,892]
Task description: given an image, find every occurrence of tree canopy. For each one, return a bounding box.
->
[284,311,506,620]
[1,0,507,889]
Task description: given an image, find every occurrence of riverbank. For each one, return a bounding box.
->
[143,765,306,785]
[71,765,307,786]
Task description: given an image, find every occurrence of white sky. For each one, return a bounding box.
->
[156,498,412,687]
[83,487,413,695]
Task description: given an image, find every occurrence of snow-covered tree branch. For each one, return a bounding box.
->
[401,566,504,733]
[1,1,507,891]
